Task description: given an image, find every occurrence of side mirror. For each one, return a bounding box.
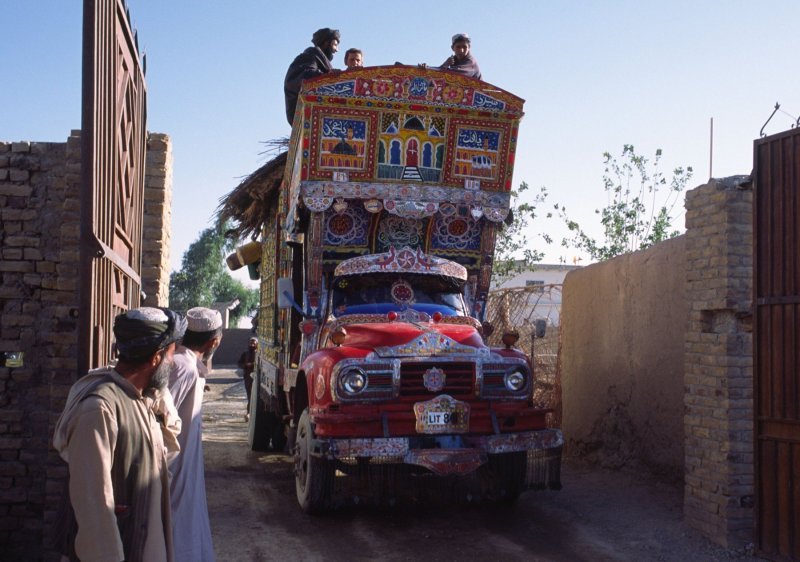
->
[277,278,295,310]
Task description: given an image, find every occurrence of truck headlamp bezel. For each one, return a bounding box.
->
[504,369,527,391]
[339,367,367,395]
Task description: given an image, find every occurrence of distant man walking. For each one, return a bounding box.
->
[284,27,341,124]
[53,307,186,562]
[168,307,222,562]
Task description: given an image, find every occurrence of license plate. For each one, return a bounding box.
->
[414,394,470,434]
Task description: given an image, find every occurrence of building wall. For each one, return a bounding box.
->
[561,236,687,476]
[0,132,172,559]
[141,133,173,307]
[0,134,82,557]
[683,179,753,548]
[560,177,755,550]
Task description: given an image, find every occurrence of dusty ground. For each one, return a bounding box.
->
[202,367,764,562]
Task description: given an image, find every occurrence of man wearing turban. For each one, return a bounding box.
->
[53,307,187,562]
[284,27,341,125]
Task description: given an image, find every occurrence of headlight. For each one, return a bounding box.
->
[504,369,527,391]
[340,368,367,395]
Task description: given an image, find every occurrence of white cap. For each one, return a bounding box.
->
[186,307,222,332]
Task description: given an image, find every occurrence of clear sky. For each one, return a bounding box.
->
[3,1,799,279]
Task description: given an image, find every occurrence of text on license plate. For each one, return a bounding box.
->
[426,411,460,425]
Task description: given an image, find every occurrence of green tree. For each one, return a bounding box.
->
[168,225,258,325]
[557,145,693,261]
[493,181,551,284]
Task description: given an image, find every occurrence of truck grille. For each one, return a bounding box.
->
[399,362,474,399]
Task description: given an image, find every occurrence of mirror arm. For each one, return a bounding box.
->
[282,291,306,316]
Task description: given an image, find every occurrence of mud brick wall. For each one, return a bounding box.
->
[141,133,172,308]
[560,176,754,550]
[0,132,173,559]
[561,236,688,477]
[0,134,82,558]
[683,178,753,549]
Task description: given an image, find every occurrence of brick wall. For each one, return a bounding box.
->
[0,131,172,559]
[141,133,172,307]
[0,134,82,558]
[683,177,754,548]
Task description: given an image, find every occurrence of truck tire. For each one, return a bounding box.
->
[248,376,272,452]
[294,408,334,513]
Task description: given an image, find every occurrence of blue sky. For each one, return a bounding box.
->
[3,1,800,278]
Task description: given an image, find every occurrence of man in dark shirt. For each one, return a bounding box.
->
[440,32,482,80]
[284,28,341,125]
[238,337,258,418]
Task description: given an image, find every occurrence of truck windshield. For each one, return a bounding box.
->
[331,273,467,317]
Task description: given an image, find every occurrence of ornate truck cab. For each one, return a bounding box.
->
[243,65,562,511]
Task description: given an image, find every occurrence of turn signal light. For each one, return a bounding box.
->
[330,326,347,346]
[432,312,443,323]
[387,311,398,321]
[299,319,318,335]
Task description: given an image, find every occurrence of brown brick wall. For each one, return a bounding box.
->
[0,133,82,558]
[683,178,754,548]
[0,131,172,559]
[141,133,172,307]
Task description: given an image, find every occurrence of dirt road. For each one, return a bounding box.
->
[201,367,762,562]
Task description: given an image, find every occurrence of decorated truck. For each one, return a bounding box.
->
[230,65,562,512]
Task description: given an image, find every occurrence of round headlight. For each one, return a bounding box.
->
[505,369,527,391]
[341,368,367,394]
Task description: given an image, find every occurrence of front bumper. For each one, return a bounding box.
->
[310,428,563,490]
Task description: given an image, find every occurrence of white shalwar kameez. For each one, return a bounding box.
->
[168,346,216,562]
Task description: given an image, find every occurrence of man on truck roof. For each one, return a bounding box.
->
[284,27,341,125]
[440,32,482,80]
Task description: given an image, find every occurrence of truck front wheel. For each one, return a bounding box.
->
[294,408,334,513]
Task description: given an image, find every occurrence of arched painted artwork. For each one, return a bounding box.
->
[390,140,401,165]
[422,142,432,168]
[406,138,419,167]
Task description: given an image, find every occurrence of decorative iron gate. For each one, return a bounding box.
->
[78,0,147,373]
[753,127,800,561]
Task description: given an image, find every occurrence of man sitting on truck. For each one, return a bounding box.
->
[284,27,341,125]
[440,32,482,80]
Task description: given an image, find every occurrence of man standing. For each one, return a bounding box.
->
[238,336,258,418]
[168,307,222,562]
[53,307,186,562]
[284,27,341,125]
[440,32,482,80]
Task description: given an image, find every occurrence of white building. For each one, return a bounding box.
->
[490,263,582,326]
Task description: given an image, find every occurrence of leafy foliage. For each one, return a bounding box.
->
[493,182,551,284]
[557,145,692,261]
[168,224,259,325]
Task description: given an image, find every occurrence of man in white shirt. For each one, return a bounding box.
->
[168,307,222,562]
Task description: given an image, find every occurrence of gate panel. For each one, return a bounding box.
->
[753,128,800,561]
[78,0,147,373]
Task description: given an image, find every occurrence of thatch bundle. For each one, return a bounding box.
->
[216,149,287,241]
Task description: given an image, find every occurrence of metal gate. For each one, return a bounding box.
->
[753,127,800,561]
[78,0,147,373]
